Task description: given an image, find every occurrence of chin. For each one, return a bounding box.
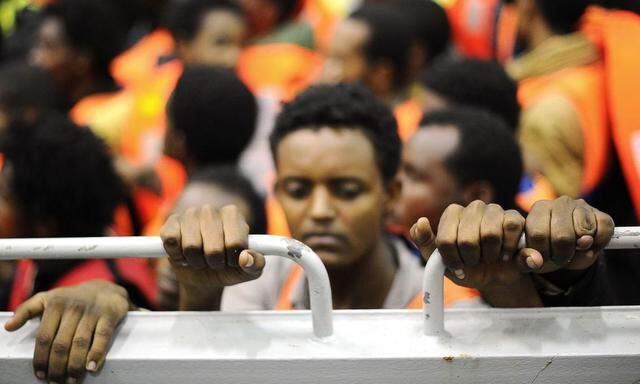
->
[316,250,355,269]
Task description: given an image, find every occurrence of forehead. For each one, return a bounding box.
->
[329,18,369,54]
[276,127,380,181]
[404,125,460,167]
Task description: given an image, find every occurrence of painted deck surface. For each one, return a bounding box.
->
[1,307,640,383]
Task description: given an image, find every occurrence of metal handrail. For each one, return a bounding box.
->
[0,235,334,338]
[422,226,640,336]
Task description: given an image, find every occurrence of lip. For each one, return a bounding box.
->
[301,233,347,250]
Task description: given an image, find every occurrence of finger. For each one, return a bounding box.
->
[550,196,576,266]
[516,248,544,272]
[526,200,552,262]
[573,200,597,251]
[239,250,266,279]
[160,214,185,264]
[502,210,525,261]
[593,208,614,254]
[480,204,504,264]
[199,205,226,269]
[33,300,64,380]
[436,204,465,279]
[47,305,84,383]
[67,313,99,383]
[85,317,117,373]
[4,293,45,331]
[181,207,206,269]
[409,217,436,263]
[457,201,486,267]
[220,205,249,267]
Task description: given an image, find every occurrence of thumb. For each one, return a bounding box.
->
[410,217,436,263]
[4,294,45,331]
[239,250,266,277]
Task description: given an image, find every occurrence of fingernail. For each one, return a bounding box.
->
[86,361,97,372]
[502,252,510,262]
[454,269,465,280]
[240,251,254,268]
[36,371,46,380]
[67,379,77,384]
[526,256,539,269]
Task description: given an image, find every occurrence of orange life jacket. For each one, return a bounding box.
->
[237,43,321,101]
[582,7,640,218]
[111,29,176,88]
[9,258,157,311]
[394,99,424,142]
[447,0,517,62]
[136,155,187,229]
[275,264,479,310]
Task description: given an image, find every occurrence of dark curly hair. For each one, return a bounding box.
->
[165,0,244,42]
[420,107,523,208]
[3,113,125,236]
[270,83,401,184]
[534,0,591,34]
[167,65,257,166]
[421,57,520,130]
[43,0,126,80]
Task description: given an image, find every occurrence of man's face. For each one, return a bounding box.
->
[178,10,247,68]
[319,19,369,85]
[393,125,462,231]
[30,17,77,89]
[275,127,390,268]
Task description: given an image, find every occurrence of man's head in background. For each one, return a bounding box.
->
[381,0,451,81]
[418,57,521,130]
[166,0,247,68]
[270,83,401,268]
[394,107,523,231]
[0,62,58,141]
[238,0,303,37]
[319,3,414,102]
[165,65,257,172]
[30,0,125,102]
[0,113,125,238]
[515,0,590,50]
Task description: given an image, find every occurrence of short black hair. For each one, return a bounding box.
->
[389,0,451,62]
[166,0,244,42]
[350,4,415,88]
[190,166,267,234]
[168,65,257,166]
[419,107,523,208]
[0,61,59,120]
[421,57,520,130]
[270,83,401,184]
[534,0,591,34]
[267,0,304,22]
[3,113,125,236]
[43,0,126,79]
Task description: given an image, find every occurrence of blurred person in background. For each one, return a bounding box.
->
[508,0,640,224]
[239,0,312,48]
[0,114,156,314]
[155,165,267,310]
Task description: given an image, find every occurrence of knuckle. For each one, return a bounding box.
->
[36,333,52,347]
[552,232,574,246]
[458,239,479,253]
[531,199,551,211]
[504,218,523,232]
[95,326,114,339]
[51,342,69,356]
[72,337,89,349]
[435,236,454,249]
[529,230,547,244]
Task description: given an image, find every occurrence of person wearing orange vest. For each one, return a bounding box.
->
[508,0,640,225]
[0,115,156,314]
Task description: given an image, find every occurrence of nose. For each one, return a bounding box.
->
[309,187,336,222]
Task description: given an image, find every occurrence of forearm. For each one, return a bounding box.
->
[480,276,543,308]
[178,283,224,311]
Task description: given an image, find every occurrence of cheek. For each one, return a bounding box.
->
[335,195,384,252]
[400,181,444,226]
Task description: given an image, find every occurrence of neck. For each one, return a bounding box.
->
[526,19,557,52]
[327,235,397,309]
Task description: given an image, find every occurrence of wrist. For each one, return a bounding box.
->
[178,283,223,311]
[480,274,543,308]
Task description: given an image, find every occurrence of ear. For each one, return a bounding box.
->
[461,181,495,205]
[383,177,402,217]
[367,60,395,97]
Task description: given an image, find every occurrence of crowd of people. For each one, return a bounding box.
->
[0,0,639,382]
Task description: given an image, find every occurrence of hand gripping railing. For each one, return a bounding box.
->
[422,226,640,336]
[0,235,334,338]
